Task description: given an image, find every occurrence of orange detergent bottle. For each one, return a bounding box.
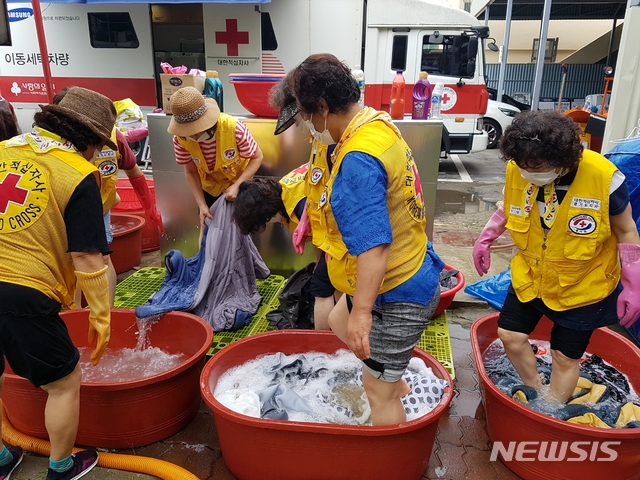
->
[389,70,406,120]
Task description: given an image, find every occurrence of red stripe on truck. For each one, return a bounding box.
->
[366,82,488,115]
[0,77,157,106]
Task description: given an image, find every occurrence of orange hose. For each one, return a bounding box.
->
[1,406,198,480]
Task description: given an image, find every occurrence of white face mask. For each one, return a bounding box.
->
[193,131,213,143]
[91,147,102,161]
[519,167,559,186]
[305,114,335,145]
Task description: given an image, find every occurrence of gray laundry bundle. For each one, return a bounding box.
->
[192,198,271,331]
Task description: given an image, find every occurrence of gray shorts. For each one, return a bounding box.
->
[103,210,113,244]
[347,284,441,382]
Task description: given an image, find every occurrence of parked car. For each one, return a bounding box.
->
[484,99,521,149]
[487,87,531,112]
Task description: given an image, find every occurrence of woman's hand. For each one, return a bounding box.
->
[346,310,372,360]
[225,182,240,201]
[198,203,214,227]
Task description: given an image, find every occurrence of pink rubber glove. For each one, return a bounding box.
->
[124,126,148,144]
[617,243,640,327]
[473,207,507,276]
[292,207,311,255]
[129,174,165,234]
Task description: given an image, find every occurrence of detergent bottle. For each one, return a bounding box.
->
[430,82,444,120]
[204,70,224,111]
[351,65,365,108]
[412,72,432,120]
[389,70,406,120]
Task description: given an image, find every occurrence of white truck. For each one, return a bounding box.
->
[2,0,489,153]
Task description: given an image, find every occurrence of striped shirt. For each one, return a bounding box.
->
[173,120,258,170]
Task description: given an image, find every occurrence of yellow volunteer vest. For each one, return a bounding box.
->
[504,150,620,310]
[305,141,331,248]
[0,131,99,308]
[279,163,309,233]
[177,113,250,197]
[94,128,120,213]
[319,109,428,295]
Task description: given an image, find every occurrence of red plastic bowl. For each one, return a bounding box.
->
[110,213,145,273]
[2,309,213,448]
[113,178,160,252]
[201,330,453,480]
[434,264,465,316]
[471,313,640,480]
[229,73,284,118]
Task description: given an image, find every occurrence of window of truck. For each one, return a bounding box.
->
[391,35,408,72]
[88,12,139,48]
[421,34,477,78]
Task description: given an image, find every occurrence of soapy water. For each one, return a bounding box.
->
[483,339,640,420]
[79,314,185,383]
[213,349,445,426]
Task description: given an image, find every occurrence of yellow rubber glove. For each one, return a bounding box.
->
[75,265,111,365]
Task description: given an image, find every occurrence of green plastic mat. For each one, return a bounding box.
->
[115,268,454,379]
[417,313,455,380]
[114,267,166,309]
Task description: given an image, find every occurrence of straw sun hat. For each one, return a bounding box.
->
[167,86,221,137]
[40,87,117,150]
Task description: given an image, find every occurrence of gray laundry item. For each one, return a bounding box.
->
[257,384,314,420]
[191,198,271,331]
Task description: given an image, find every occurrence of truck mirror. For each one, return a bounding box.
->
[467,37,478,59]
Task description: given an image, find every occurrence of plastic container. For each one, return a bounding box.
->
[2,309,213,448]
[351,65,365,108]
[109,213,145,274]
[228,73,285,118]
[389,70,406,120]
[430,82,444,120]
[204,70,224,111]
[201,330,453,480]
[412,72,432,120]
[433,264,465,316]
[112,177,160,252]
[471,313,640,480]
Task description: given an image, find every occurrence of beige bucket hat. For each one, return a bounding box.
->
[167,86,220,137]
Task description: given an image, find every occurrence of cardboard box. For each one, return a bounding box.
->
[160,74,206,114]
[151,5,171,23]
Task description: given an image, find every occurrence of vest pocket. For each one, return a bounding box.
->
[506,215,530,250]
[549,257,607,308]
[564,208,601,260]
[510,254,534,291]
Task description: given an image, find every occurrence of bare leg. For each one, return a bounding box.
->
[327,294,349,345]
[40,364,82,461]
[498,327,542,388]
[549,350,580,403]
[362,369,407,425]
[314,296,334,330]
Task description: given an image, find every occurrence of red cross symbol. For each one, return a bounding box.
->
[292,164,309,176]
[215,19,249,57]
[441,92,451,105]
[0,173,29,214]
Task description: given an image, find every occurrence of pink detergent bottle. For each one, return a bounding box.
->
[389,70,406,120]
[412,72,432,120]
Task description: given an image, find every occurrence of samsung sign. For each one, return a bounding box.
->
[8,7,33,22]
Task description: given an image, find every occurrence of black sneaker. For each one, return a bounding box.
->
[0,446,24,480]
[45,451,99,480]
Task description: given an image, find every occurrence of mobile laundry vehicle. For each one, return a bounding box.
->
[1,0,489,153]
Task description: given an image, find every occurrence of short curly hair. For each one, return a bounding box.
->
[233,178,284,235]
[499,110,583,170]
[292,53,360,115]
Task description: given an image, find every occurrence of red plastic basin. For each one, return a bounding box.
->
[112,177,160,253]
[110,213,145,274]
[2,309,213,449]
[201,330,453,480]
[434,263,465,316]
[229,73,284,118]
[471,313,640,480]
